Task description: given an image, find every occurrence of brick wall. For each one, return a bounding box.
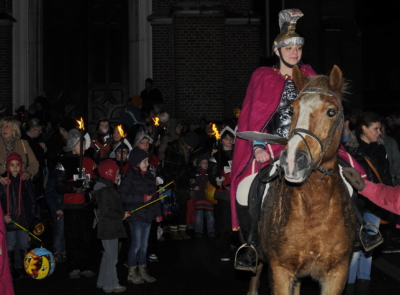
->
[0,0,13,116]
[152,0,259,124]
[153,0,252,11]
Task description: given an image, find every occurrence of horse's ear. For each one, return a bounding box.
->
[329,65,343,93]
[292,65,308,91]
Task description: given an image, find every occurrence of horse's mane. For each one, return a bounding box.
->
[303,75,349,96]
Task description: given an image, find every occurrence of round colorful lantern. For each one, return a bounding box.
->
[24,247,56,279]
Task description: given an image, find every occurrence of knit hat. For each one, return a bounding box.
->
[59,118,77,132]
[196,154,209,167]
[5,151,23,215]
[98,159,119,182]
[128,147,149,167]
[131,95,142,109]
[183,131,199,149]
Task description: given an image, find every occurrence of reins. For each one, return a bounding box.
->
[289,87,343,179]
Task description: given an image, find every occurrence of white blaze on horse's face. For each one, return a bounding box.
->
[283,94,323,183]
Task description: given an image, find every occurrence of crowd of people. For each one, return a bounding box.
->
[1,8,400,295]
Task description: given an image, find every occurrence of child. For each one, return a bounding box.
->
[0,152,36,280]
[91,118,112,162]
[93,160,129,293]
[119,148,162,284]
[192,154,214,238]
[55,128,96,279]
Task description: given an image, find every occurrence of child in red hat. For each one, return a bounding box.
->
[0,151,36,280]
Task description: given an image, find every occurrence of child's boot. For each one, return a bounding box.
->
[179,225,191,240]
[138,265,156,283]
[170,226,182,240]
[127,266,144,284]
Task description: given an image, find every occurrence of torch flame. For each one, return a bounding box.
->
[117,125,126,138]
[152,117,160,126]
[76,117,84,130]
[211,124,221,140]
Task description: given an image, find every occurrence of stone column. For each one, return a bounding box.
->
[129,0,153,98]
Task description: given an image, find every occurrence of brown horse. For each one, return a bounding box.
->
[248,65,356,295]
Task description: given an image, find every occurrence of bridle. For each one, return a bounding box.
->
[288,88,344,179]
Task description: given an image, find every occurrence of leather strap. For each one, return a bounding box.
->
[364,157,383,183]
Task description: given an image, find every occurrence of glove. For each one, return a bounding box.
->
[73,179,85,189]
[342,167,366,191]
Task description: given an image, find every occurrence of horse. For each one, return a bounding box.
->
[247,65,356,295]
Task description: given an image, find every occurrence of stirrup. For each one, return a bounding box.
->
[360,222,384,252]
[234,243,258,273]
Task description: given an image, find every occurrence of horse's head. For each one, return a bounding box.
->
[280,65,344,183]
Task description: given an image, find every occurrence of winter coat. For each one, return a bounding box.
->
[0,175,36,231]
[119,167,160,223]
[382,134,400,185]
[344,131,392,213]
[192,167,213,211]
[91,131,112,160]
[92,178,127,240]
[208,147,234,201]
[360,180,400,216]
[158,118,182,161]
[45,132,67,171]
[162,141,192,190]
[0,208,15,295]
[120,106,144,128]
[0,138,39,178]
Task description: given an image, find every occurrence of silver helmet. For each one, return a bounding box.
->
[133,130,153,148]
[63,128,90,152]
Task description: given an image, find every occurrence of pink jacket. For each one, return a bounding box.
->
[0,209,14,295]
[360,181,400,215]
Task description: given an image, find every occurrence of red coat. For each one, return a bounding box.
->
[230,65,317,230]
[0,208,14,295]
[230,65,367,230]
[360,181,400,216]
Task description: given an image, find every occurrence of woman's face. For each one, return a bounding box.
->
[275,45,303,67]
[176,123,183,135]
[1,122,14,140]
[361,122,381,144]
[29,128,42,138]
[113,128,121,142]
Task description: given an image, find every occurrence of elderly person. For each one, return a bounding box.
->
[0,117,39,185]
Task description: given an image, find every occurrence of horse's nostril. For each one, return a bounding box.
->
[296,152,309,170]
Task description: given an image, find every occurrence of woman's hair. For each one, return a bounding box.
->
[0,117,21,139]
[25,118,42,132]
[355,112,382,137]
[178,137,191,162]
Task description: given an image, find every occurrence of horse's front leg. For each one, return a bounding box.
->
[247,262,264,295]
[269,261,296,295]
[319,261,349,295]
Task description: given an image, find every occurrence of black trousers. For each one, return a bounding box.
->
[64,205,94,272]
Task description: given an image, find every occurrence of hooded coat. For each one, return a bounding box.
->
[0,175,36,231]
[92,178,127,240]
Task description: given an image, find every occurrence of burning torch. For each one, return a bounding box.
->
[76,117,85,179]
[148,116,160,161]
[211,124,224,186]
[117,124,126,176]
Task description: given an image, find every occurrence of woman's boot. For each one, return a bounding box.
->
[138,265,156,283]
[127,266,144,284]
[170,226,182,241]
[179,225,191,240]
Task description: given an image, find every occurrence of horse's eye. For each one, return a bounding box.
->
[327,109,336,118]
